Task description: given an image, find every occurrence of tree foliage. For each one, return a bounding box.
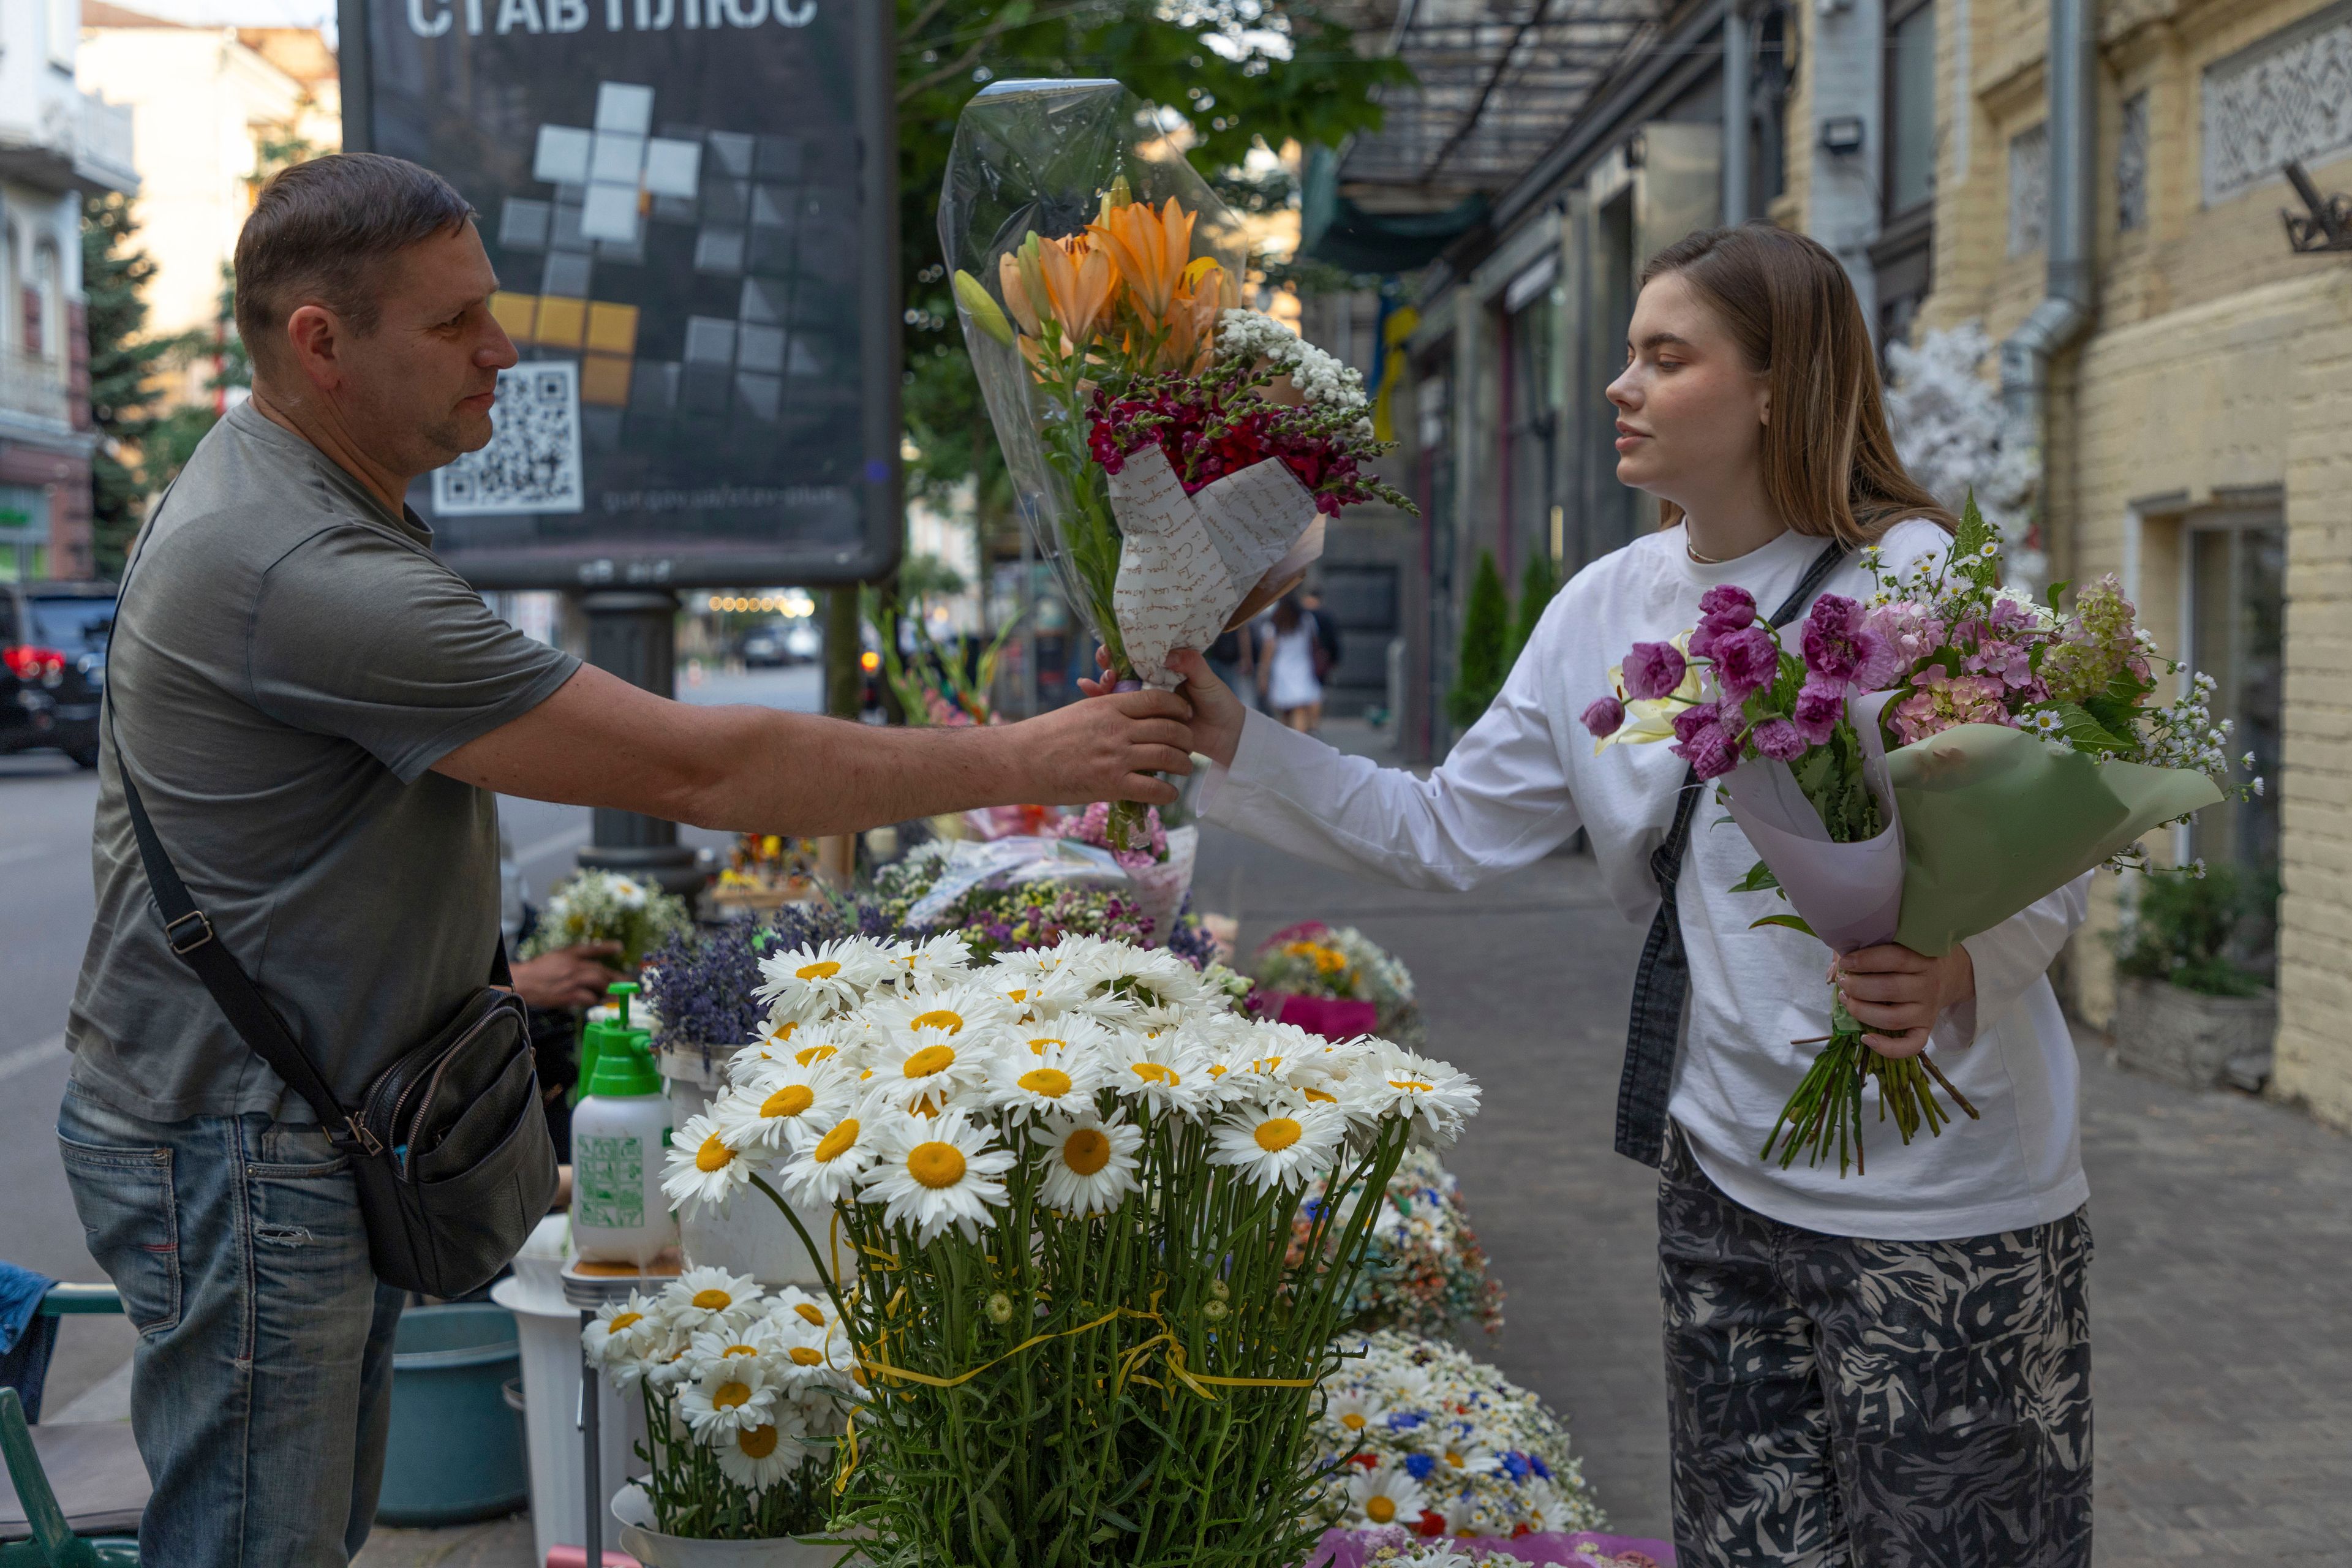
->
[80,192,177,576]
[1505,548,1558,669]
[894,1,1407,540]
[1446,549,1509,729]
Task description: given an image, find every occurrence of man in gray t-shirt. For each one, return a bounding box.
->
[57,154,1193,1567]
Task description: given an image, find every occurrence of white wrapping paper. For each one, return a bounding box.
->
[1107,444,1324,688]
[1721,690,1906,954]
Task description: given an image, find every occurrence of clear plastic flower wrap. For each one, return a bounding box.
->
[938,78,1412,847]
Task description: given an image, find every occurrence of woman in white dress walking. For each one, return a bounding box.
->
[1257,592,1324,732]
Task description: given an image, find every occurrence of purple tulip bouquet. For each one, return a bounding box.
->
[1582,500,2252,1173]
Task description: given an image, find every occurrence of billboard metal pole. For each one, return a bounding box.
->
[576,588,698,892]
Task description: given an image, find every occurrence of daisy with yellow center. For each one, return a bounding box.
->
[679,1357,780,1438]
[1036,1110,1144,1216]
[753,937,892,1023]
[582,1291,662,1378]
[881,933,974,991]
[777,1110,878,1206]
[683,1319,783,1379]
[660,1267,764,1334]
[857,1107,1018,1245]
[982,1036,1103,1117]
[1345,1463,1428,1531]
[714,1058,851,1153]
[1369,1053,1483,1146]
[1208,1099,1344,1193]
[711,1400,812,1493]
[660,1110,753,1218]
[1107,1029,1213,1115]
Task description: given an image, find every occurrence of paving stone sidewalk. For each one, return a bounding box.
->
[358,720,2352,1565]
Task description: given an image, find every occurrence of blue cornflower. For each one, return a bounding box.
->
[1403,1452,1436,1481]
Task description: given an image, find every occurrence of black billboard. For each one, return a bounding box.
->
[340,0,898,589]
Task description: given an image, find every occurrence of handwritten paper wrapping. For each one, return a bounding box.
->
[1107,444,1325,689]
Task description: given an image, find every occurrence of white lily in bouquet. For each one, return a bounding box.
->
[939,78,1416,849]
[661,931,1480,1567]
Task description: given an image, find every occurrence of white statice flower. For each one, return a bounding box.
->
[1346,1462,1430,1531]
[1209,1099,1344,1193]
[662,1110,755,1218]
[717,1057,855,1153]
[777,1110,878,1206]
[1215,309,1368,413]
[711,1399,815,1492]
[756,937,894,1023]
[1035,1110,1144,1216]
[981,1036,1105,1118]
[857,1106,1017,1245]
[662,1267,764,1332]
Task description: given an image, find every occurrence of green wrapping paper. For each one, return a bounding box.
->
[1885,723,2224,957]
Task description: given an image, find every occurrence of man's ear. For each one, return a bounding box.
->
[282,303,342,391]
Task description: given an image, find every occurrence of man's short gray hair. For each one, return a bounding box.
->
[233,153,478,358]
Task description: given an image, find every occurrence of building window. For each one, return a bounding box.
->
[31,243,62,361]
[2007,123,2050,256]
[2,225,19,357]
[2117,91,2150,232]
[1884,0,1937,221]
[1501,255,1561,576]
[2187,516,2285,971]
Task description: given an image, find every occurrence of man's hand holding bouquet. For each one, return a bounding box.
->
[939,80,1412,850]
[1585,499,2255,1174]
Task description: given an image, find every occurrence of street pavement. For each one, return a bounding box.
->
[6,698,2347,1562]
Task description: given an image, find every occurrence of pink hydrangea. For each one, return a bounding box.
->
[1866,599,1947,666]
[1888,668,2016,744]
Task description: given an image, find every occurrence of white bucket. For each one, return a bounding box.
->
[491,1276,650,1568]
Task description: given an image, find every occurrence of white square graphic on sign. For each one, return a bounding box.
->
[533,124,592,187]
[642,137,701,198]
[579,182,641,244]
[432,361,584,517]
[595,81,654,136]
[590,130,646,186]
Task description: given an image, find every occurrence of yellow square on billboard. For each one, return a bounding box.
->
[535,296,587,349]
[581,353,632,407]
[586,301,639,356]
[489,291,538,344]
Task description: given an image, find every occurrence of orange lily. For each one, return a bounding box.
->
[1090,195,1194,329]
[1158,256,1224,372]
[998,232,1115,369]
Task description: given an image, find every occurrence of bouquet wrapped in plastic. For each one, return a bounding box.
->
[940,79,1412,845]
[1584,499,2254,1173]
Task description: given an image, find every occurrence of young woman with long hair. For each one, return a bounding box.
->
[1131,226,2096,1564]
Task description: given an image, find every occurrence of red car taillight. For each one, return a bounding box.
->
[3,646,67,682]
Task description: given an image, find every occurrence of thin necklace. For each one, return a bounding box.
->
[1686,537,1724,565]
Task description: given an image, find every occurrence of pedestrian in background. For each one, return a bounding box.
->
[58,153,1195,1568]
[1207,624,1257,712]
[1257,592,1324,732]
[1302,586,1343,684]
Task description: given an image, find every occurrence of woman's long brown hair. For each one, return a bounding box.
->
[1640,224,1956,545]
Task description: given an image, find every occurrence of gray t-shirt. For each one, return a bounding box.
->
[68,403,580,1121]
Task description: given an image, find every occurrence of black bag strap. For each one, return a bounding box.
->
[104,486,507,1154]
[1611,538,1850,1166]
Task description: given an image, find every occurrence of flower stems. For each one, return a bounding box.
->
[1760,986,1980,1175]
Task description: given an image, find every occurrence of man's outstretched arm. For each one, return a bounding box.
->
[433,663,1194,837]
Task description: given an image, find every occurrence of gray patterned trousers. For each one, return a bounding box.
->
[1657,1126,2092,1567]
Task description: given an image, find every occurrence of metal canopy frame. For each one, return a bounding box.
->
[1325,0,1661,206]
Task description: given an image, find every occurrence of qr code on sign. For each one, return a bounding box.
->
[432,361,584,516]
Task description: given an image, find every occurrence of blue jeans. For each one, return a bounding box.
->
[56,1080,405,1567]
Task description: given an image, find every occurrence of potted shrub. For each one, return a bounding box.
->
[2109,865,2277,1090]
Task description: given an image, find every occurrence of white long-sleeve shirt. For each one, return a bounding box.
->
[1200,521,2090,1240]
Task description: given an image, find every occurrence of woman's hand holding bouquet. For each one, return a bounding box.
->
[1585,499,2254,1174]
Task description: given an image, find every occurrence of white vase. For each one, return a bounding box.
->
[611,1483,842,1566]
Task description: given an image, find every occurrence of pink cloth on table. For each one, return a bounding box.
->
[1310,1529,1674,1568]
[1270,993,1381,1040]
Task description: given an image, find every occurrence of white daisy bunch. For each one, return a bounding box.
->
[1217,307,1370,417]
[517,866,691,964]
[684,936,1482,1568]
[1312,1330,1602,1538]
[581,1278,856,1542]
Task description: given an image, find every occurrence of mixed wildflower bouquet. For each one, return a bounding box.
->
[580,1271,853,1541]
[518,867,692,967]
[1334,1535,1665,1568]
[1311,1329,1600,1539]
[1581,498,2252,1172]
[1253,921,1427,1049]
[940,78,1409,847]
[1295,1145,1504,1341]
[659,933,1479,1567]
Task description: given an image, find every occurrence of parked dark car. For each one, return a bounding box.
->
[739,627,788,668]
[2,580,116,769]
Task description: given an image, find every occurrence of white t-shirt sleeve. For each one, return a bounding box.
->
[1200,641,1583,892]
[1936,870,2094,1050]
